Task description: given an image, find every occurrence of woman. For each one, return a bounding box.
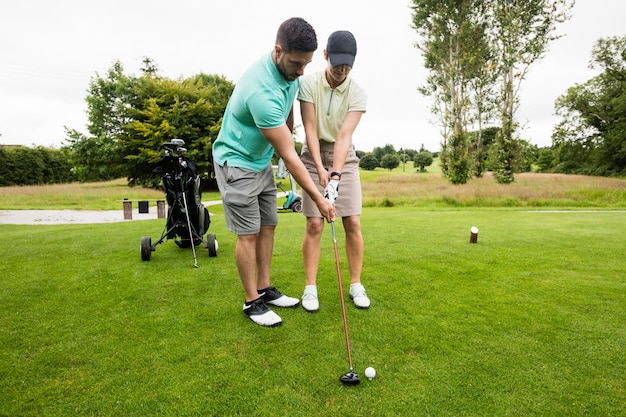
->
[297,30,370,312]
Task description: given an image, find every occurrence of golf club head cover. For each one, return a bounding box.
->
[324,179,340,204]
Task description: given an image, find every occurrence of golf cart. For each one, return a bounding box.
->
[276,158,302,213]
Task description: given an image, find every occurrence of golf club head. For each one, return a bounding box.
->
[340,371,360,386]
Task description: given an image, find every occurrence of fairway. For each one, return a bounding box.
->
[1,207,624,416]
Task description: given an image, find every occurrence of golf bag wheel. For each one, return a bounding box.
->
[291,200,302,213]
[140,236,152,261]
[206,233,218,257]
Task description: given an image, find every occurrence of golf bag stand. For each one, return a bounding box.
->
[140,139,218,267]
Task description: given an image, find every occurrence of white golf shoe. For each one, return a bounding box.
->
[349,283,370,309]
[242,298,282,327]
[258,286,300,308]
[301,285,319,312]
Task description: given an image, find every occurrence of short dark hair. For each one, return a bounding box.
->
[275,17,317,53]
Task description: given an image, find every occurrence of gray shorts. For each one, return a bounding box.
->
[214,162,278,235]
[300,141,362,218]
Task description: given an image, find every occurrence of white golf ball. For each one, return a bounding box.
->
[364,366,376,380]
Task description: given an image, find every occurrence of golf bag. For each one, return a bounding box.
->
[140,139,217,266]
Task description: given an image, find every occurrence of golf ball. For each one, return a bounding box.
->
[364,366,376,380]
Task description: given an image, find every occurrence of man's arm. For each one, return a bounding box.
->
[260,122,335,222]
[286,106,295,133]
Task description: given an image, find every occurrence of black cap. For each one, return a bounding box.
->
[326,31,357,67]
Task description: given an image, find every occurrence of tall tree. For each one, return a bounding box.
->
[552,35,626,176]
[63,61,138,182]
[487,0,574,183]
[85,61,140,139]
[412,0,492,184]
[412,0,572,183]
[469,58,498,178]
[121,73,233,185]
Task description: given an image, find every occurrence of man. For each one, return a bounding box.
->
[212,17,335,327]
[298,30,370,312]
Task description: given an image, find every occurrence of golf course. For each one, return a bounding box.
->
[1,168,625,416]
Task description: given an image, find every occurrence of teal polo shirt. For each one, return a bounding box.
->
[213,52,299,172]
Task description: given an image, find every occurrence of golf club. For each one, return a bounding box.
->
[178,163,198,268]
[331,220,360,386]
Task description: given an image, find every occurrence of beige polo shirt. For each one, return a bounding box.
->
[298,70,367,143]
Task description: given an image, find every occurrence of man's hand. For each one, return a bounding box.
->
[316,198,336,223]
[324,179,340,204]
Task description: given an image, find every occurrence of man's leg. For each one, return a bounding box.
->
[235,233,261,303]
[255,225,275,291]
[255,168,299,308]
[215,163,283,326]
[237,231,283,327]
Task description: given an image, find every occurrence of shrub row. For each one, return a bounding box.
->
[0,146,75,186]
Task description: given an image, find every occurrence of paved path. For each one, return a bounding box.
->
[0,208,159,225]
[0,200,223,225]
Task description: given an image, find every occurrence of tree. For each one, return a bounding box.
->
[380,154,401,171]
[85,60,140,140]
[469,126,499,177]
[372,144,397,163]
[469,58,498,178]
[403,148,418,160]
[412,0,573,184]
[412,0,491,184]
[64,129,124,182]
[64,60,234,185]
[487,0,574,183]
[359,153,378,170]
[413,151,434,172]
[121,73,233,186]
[552,36,626,176]
[536,147,555,172]
[63,61,139,182]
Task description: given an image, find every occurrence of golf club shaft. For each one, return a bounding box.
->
[331,221,354,371]
[180,171,198,268]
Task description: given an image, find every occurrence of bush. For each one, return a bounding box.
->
[381,154,401,171]
[359,153,378,170]
[0,146,74,186]
[413,151,434,172]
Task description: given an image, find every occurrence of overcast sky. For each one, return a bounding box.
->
[1,0,624,152]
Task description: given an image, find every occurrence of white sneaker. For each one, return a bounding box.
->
[349,283,370,309]
[243,299,282,327]
[301,285,319,312]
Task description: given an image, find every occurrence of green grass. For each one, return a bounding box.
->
[358,169,626,209]
[2,166,625,211]
[0,179,223,211]
[1,207,625,416]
